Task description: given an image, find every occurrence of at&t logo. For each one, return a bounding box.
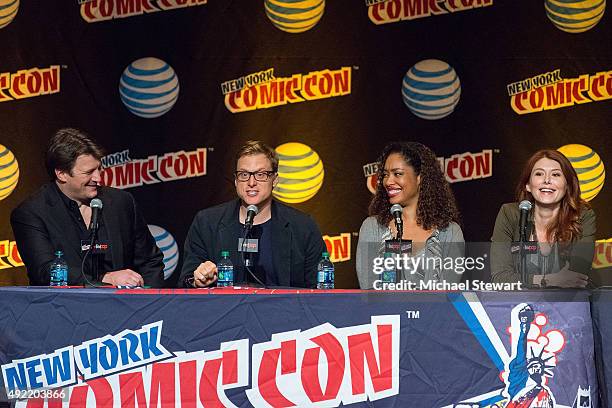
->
[0,145,19,201]
[0,0,18,29]
[545,0,605,33]
[119,57,179,118]
[273,143,324,204]
[265,0,325,33]
[402,59,461,120]
[558,144,605,201]
[148,225,179,279]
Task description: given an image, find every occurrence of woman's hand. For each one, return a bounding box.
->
[537,262,588,288]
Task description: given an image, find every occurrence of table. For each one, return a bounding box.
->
[0,287,604,408]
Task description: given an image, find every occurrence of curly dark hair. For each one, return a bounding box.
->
[368,142,461,230]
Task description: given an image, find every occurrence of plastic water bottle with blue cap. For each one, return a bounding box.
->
[382,252,397,284]
[317,252,334,289]
[217,250,234,287]
[49,250,68,286]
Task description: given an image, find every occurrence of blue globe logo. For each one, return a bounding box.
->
[148,225,179,280]
[119,57,179,118]
[402,59,461,120]
[0,0,19,29]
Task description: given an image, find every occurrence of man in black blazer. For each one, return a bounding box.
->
[11,128,164,287]
[179,141,326,288]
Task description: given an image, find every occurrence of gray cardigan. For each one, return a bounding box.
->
[356,216,465,289]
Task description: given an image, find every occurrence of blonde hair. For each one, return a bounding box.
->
[235,140,279,172]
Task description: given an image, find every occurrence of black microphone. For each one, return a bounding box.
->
[518,200,532,242]
[390,204,403,240]
[89,198,103,233]
[240,204,265,287]
[82,198,103,287]
[244,205,258,229]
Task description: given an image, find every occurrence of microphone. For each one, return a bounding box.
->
[83,198,103,286]
[89,198,103,233]
[390,204,403,240]
[240,204,265,287]
[518,200,532,242]
[244,205,258,229]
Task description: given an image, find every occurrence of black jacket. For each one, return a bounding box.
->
[179,199,326,288]
[10,183,164,287]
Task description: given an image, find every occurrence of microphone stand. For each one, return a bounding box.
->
[81,228,100,288]
[240,224,266,288]
[519,225,529,288]
[394,219,403,282]
[517,201,532,288]
[540,255,548,288]
[520,246,528,288]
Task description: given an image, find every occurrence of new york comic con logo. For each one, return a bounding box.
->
[79,0,208,22]
[594,238,612,269]
[2,316,400,407]
[0,240,23,270]
[508,68,612,115]
[324,233,351,263]
[367,0,493,25]
[0,66,60,103]
[363,149,493,193]
[100,147,207,189]
[222,67,352,113]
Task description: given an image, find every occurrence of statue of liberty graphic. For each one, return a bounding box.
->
[504,304,557,408]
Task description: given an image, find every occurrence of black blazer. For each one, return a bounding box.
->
[10,183,164,287]
[178,199,327,288]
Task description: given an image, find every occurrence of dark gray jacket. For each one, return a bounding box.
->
[179,199,326,288]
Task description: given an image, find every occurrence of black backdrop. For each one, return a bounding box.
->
[0,0,610,287]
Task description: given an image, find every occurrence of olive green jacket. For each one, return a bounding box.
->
[490,203,596,283]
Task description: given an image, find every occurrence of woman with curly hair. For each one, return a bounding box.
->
[356,142,464,289]
[491,149,596,288]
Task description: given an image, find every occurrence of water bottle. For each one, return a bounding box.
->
[382,252,397,284]
[49,250,68,286]
[317,252,334,290]
[217,250,234,287]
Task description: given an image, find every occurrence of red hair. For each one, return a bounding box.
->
[515,149,588,242]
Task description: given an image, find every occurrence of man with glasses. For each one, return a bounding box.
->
[179,140,326,288]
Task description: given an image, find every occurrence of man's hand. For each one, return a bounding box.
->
[102,269,144,287]
[192,261,218,288]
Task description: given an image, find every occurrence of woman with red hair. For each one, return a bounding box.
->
[491,149,596,288]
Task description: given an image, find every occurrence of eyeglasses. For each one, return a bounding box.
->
[234,171,276,182]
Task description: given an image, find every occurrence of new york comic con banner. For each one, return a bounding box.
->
[0,288,598,408]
